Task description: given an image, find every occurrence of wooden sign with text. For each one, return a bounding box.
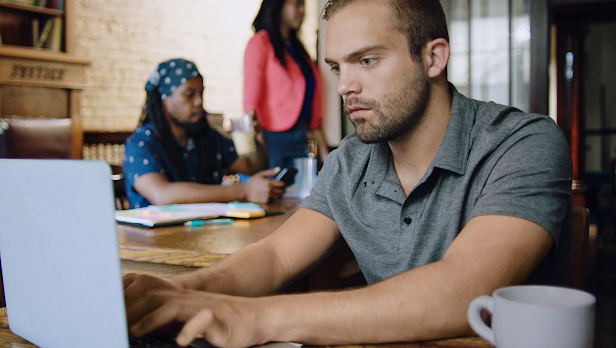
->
[0,57,86,89]
[10,64,66,82]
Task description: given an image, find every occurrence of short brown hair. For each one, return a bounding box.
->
[322,0,449,59]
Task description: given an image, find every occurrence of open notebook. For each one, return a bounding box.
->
[115,203,224,227]
[0,159,297,348]
[115,202,283,227]
[115,202,272,227]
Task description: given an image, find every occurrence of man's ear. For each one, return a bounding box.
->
[423,38,450,79]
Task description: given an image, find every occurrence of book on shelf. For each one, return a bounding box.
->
[38,17,62,51]
[37,0,47,7]
[3,0,38,6]
[44,0,62,10]
[18,18,39,47]
[37,17,53,48]
[47,17,62,51]
[30,18,39,47]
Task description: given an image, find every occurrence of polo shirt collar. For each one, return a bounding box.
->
[365,84,473,199]
[431,84,474,176]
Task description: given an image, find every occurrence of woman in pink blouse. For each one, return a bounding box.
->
[244,0,329,169]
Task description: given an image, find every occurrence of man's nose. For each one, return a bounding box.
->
[194,95,203,107]
[336,68,361,96]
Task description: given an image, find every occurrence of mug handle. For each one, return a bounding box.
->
[467,296,495,345]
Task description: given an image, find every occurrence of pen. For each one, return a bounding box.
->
[184,218,234,227]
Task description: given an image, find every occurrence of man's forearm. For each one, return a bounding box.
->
[257,215,551,345]
[256,259,477,345]
[172,239,289,297]
[148,181,246,205]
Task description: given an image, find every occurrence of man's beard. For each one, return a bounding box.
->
[344,66,431,144]
[169,111,209,136]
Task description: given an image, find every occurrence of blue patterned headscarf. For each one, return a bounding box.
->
[145,58,201,100]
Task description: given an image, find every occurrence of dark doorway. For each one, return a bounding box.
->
[553,3,616,347]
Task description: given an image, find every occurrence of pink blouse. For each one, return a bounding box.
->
[243,30,322,132]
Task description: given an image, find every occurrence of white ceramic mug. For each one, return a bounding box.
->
[231,114,257,156]
[467,285,595,348]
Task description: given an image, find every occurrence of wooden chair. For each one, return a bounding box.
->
[0,117,74,159]
[570,205,590,290]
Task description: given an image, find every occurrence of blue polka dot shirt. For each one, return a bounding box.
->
[123,123,238,208]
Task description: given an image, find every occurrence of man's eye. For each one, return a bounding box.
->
[360,58,375,66]
[330,65,340,74]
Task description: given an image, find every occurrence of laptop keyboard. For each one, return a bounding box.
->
[129,335,183,348]
[129,335,213,348]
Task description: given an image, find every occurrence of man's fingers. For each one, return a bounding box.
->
[126,290,173,328]
[124,279,144,311]
[130,301,181,337]
[176,309,215,347]
[123,273,137,289]
[259,167,281,177]
[270,180,286,189]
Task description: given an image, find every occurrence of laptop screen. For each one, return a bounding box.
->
[0,159,130,348]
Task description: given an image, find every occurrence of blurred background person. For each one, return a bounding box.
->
[124,58,285,208]
[244,0,329,169]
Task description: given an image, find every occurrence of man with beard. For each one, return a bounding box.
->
[123,58,285,208]
[123,1,572,347]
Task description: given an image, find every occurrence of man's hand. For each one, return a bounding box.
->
[242,168,285,203]
[123,273,183,319]
[126,288,271,348]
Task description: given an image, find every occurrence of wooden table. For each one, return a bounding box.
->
[0,308,491,348]
[117,198,366,291]
[118,199,303,270]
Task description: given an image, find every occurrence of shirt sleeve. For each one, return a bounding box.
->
[123,133,166,187]
[243,32,269,115]
[470,117,572,245]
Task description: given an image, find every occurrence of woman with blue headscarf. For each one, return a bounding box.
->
[123,58,285,208]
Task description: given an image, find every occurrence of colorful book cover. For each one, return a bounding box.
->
[115,203,223,227]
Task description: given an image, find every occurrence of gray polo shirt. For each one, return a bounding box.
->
[302,87,572,285]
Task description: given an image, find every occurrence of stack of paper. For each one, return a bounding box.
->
[115,202,267,228]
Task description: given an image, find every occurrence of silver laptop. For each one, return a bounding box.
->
[0,159,301,348]
[0,159,208,348]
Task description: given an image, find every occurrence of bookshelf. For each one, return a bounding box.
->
[0,0,89,158]
[0,0,68,52]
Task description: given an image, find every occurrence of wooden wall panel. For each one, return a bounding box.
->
[0,86,68,119]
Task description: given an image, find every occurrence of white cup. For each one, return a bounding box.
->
[467,285,595,348]
[231,114,257,156]
[292,157,317,199]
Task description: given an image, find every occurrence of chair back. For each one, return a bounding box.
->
[570,205,590,290]
[0,117,73,159]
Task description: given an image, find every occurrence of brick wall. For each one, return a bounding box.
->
[73,0,318,132]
